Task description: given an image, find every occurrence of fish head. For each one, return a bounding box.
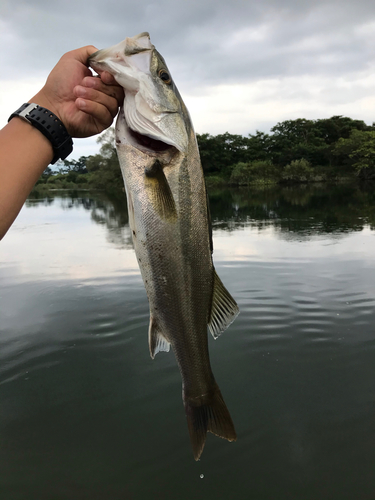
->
[89,32,189,154]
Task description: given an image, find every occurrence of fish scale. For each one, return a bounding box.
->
[89,32,239,460]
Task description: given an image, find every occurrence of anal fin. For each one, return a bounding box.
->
[148,315,171,359]
[208,270,239,339]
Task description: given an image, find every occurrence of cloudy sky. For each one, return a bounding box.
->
[1,0,375,159]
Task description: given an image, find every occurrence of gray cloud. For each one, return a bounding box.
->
[1,0,375,143]
[2,0,375,84]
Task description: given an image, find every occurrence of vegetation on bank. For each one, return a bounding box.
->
[36,129,123,193]
[36,116,375,191]
[198,116,375,186]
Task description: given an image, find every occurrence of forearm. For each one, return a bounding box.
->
[0,116,53,240]
[0,45,123,240]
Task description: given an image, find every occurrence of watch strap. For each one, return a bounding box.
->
[8,103,73,164]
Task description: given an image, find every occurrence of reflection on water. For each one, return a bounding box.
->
[210,182,375,235]
[25,189,132,249]
[1,184,375,500]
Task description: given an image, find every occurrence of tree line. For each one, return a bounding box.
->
[197,116,375,185]
[36,115,375,191]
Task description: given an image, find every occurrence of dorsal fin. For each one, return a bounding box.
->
[208,270,239,339]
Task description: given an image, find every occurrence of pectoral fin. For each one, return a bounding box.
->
[144,161,177,222]
[208,270,239,339]
[148,315,171,359]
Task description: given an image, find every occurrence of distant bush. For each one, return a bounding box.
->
[282,159,314,182]
[205,175,226,187]
[41,172,91,189]
[46,173,67,184]
[230,160,278,185]
[75,174,88,184]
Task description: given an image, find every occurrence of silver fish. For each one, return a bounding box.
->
[89,32,239,460]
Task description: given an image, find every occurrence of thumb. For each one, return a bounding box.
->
[66,45,99,67]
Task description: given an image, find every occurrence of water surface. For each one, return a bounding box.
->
[1,184,375,500]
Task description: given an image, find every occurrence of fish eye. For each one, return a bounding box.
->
[158,69,172,85]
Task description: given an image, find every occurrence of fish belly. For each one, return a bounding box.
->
[117,140,237,460]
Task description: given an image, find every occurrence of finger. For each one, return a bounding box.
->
[100,71,117,85]
[74,86,120,119]
[75,98,114,132]
[81,76,124,104]
[74,85,121,118]
[89,68,116,85]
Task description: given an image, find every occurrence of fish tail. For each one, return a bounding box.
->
[184,384,236,461]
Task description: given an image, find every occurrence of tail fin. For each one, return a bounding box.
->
[184,384,236,461]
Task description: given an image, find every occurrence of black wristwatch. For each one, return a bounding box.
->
[8,103,73,164]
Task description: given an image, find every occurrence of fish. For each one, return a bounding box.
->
[89,32,239,460]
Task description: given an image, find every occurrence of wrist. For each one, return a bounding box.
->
[7,117,54,163]
[8,102,73,164]
[31,89,61,122]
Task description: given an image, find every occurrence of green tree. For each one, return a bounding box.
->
[315,115,372,144]
[315,116,374,171]
[197,132,251,177]
[268,118,328,168]
[246,131,271,162]
[333,130,375,179]
[86,128,123,191]
[56,156,89,174]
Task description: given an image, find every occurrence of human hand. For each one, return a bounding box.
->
[30,46,124,138]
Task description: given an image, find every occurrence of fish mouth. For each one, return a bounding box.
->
[117,107,178,156]
[90,33,189,154]
[127,128,175,153]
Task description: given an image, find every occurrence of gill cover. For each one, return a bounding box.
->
[89,32,188,153]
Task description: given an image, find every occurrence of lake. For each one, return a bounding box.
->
[1,183,375,500]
